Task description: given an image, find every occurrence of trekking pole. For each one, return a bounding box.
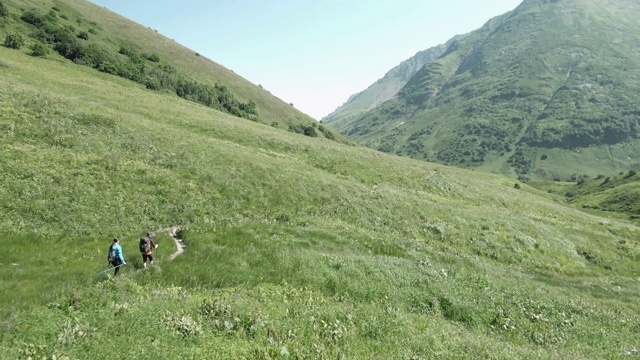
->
[95,264,125,276]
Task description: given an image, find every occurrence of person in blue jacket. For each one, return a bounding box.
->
[108,238,126,276]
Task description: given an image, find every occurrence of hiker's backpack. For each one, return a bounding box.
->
[108,245,116,262]
[140,237,151,253]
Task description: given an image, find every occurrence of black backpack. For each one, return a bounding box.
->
[140,237,151,253]
[108,245,116,262]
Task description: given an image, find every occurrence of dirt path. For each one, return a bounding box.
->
[155,226,186,260]
[168,227,186,260]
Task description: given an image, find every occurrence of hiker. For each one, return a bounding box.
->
[140,232,158,269]
[108,238,126,276]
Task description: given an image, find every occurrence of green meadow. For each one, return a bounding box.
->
[1,1,639,358]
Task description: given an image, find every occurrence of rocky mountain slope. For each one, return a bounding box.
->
[322,36,461,131]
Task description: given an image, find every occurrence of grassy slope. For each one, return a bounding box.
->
[534,170,640,221]
[67,0,313,126]
[1,0,349,135]
[1,46,639,359]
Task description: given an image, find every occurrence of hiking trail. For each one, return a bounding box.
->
[159,226,186,260]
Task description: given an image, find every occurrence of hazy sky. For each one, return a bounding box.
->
[89,1,522,120]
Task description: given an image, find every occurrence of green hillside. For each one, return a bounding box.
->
[322,36,462,131]
[0,0,347,139]
[1,1,640,359]
[336,0,640,181]
[533,170,640,221]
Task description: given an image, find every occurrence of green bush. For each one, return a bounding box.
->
[119,45,144,63]
[76,43,112,67]
[54,37,84,60]
[319,125,336,140]
[20,8,47,26]
[143,52,160,62]
[288,124,319,137]
[144,77,160,90]
[0,2,8,17]
[4,33,25,49]
[77,31,89,40]
[29,41,49,56]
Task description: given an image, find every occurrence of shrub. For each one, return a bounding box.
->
[45,10,58,22]
[0,2,8,17]
[288,124,318,137]
[144,77,160,90]
[143,52,160,62]
[162,312,202,338]
[77,31,89,40]
[29,41,49,56]
[77,43,106,66]
[21,9,48,26]
[55,37,84,60]
[21,8,58,27]
[304,126,317,137]
[424,223,444,236]
[318,125,336,140]
[4,33,25,49]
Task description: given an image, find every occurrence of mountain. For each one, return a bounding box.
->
[334,0,640,181]
[322,36,462,131]
[1,1,639,358]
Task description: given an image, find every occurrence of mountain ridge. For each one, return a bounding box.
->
[332,0,640,180]
[322,36,462,131]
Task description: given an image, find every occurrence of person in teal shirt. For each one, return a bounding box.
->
[108,238,126,276]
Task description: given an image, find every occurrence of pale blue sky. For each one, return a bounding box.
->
[89,1,522,119]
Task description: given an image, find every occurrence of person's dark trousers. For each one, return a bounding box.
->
[111,259,123,276]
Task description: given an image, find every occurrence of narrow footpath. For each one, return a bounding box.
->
[161,226,186,260]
